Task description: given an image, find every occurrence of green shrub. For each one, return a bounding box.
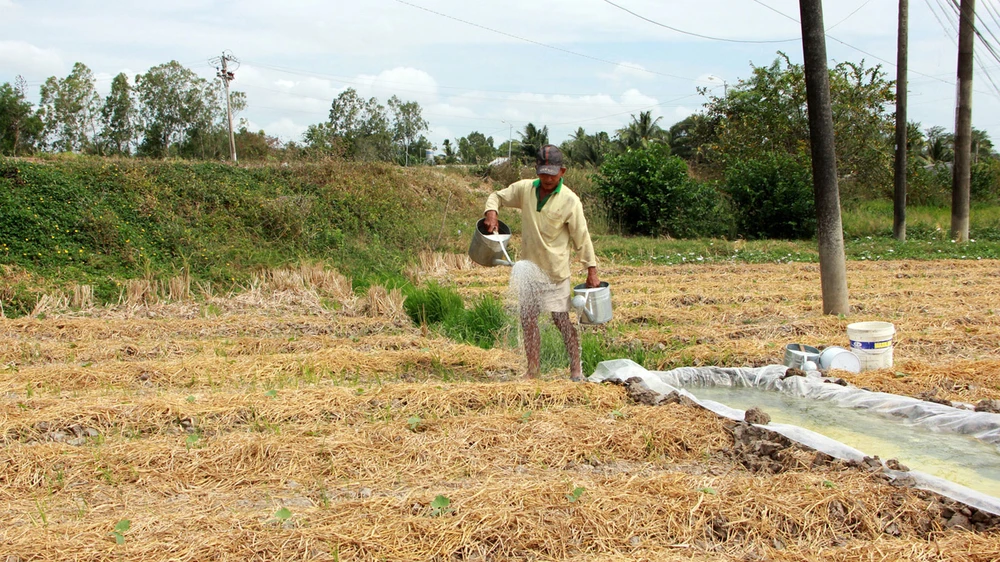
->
[592,145,729,238]
[403,283,515,349]
[443,293,513,349]
[972,160,1000,204]
[403,282,464,325]
[724,152,816,239]
[907,162,951,207]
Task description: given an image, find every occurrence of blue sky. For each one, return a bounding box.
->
[1,0,998,148]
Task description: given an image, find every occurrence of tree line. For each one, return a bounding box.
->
[2,54,998,203]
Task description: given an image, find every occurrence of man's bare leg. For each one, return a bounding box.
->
[521,307,541,379]
[553,312,583,381]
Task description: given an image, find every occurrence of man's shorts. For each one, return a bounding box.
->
[519,277,571,314]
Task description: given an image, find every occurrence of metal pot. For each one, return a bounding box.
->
[572,282,612,324]
[469,218,513,267]
[783,343,820,369]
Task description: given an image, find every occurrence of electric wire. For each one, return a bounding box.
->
[599,0,799,43]
[239,79,684,113]
[390,0,697,81]
[750,0,984,89]
[937,0,1000,96]
[827,0,875,31]
[243,59,680,99]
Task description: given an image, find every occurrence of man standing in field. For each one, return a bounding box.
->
[483,144,601,381]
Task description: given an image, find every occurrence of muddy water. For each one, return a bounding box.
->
[688,385,1000,499]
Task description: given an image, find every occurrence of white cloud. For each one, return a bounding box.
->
[600,61,655,82]
[360,67,439,105]
[257,117,306,142]
[673,106,697,121]
[0,0,985,147]
[0,40,63,77]
[619,88,660,109]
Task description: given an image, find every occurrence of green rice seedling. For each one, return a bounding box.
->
[444,293,513,349]
[110,519,130,544]
[429,495,452,516]
[565,486,585,503]
[403,281,464,326]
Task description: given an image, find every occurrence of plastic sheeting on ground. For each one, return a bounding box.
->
[590,359,1000,516]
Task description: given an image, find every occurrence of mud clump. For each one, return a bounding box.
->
[617,377,697,407]
[724,420,801,474]
[976,399,1000,413]
[744,407,771,425]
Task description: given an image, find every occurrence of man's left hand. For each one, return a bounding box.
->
[585,266,600,288]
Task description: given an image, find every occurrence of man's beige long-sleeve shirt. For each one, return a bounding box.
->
[485,179,597,283]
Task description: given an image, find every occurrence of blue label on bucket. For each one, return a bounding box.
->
[850,339,892,351]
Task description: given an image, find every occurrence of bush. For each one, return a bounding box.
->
[724,152,816,239]
[908,162,951,207]
[592,145,729,238]
[972,159,1000,204]
[404,283,515,349]
[443,293,513,349]
[403,281,464,325]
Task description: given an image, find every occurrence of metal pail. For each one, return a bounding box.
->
[783,343,820,369]
[469,218,513,267]
[572,282,612,324]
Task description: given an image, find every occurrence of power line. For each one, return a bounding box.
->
[826,0,875,31]
[750,0,799,22]
[243,60,695,106]
[390,0,697,81]
[547,93,702,127]
[934,0,1000,96]
[600,0,799,43]
[750,0,981,88]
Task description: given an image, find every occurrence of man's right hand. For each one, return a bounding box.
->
[484,210,499,234]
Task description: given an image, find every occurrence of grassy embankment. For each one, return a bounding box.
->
[4,156,1000,374]
[0,155,490,315]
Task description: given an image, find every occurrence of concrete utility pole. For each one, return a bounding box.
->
[212,51,239,163]
[951,0,975,242]
[893,0,909,241]
[502,120,513,161]
[799,0,850,315]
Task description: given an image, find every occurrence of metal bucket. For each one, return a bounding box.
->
[783,343,820,369]
[572,282,612,324]
[469,218,513,267]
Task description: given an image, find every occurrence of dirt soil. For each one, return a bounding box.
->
[2,258,1000,561]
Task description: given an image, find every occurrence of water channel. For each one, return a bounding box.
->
[689,385,1000,498]
[592,360,1000,513]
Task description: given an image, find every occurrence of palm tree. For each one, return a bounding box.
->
[971,128,996,164]
[617,111,665,150]
[924,126,954,164]
[905,122,926,163]
[519,123,549,160]
[441,139,457,164]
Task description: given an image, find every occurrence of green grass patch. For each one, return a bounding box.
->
[404,282,515,350]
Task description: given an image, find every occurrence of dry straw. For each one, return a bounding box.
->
[3,258,1000,560]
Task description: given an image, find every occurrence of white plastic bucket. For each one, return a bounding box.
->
[819,346,861,373]
[847,321,895,371]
